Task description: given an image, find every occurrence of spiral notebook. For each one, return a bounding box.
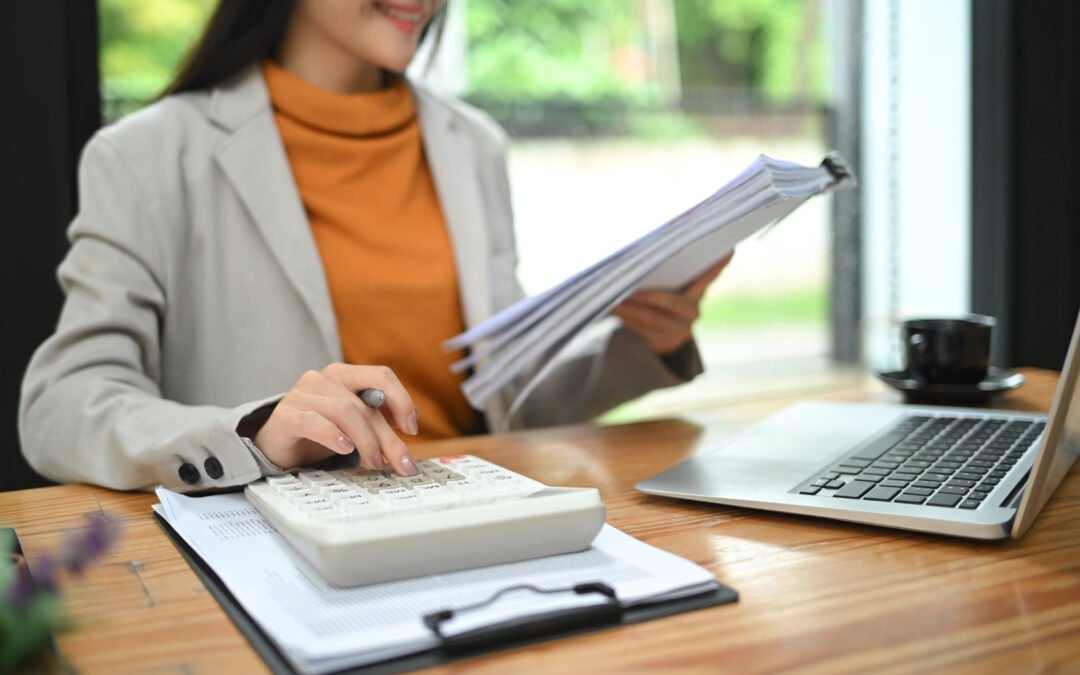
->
[153,489,737,674]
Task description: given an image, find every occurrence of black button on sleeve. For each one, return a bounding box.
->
[178,462,201,485]
[204,456,224,480]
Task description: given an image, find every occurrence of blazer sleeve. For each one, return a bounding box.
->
[19,134,281,492]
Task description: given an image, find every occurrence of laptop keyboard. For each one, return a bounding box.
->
[795,415,1045,509]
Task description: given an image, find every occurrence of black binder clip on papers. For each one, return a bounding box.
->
[424,582,623,653]
[821,152,852,181]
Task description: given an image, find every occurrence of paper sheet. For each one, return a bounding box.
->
[445,153,855,410]
[154,488,716,674]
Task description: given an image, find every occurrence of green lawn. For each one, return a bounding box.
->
[696,287,827,329]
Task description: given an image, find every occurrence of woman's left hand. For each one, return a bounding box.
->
[611,251,734,355]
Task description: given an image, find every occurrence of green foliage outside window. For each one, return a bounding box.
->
[465,0,650,103]
[99,0,214,116]
[98,0,824,115]
[674,0,825,104]
[465,0,825,106]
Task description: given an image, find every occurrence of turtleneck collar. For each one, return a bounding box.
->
[261,59,415,138]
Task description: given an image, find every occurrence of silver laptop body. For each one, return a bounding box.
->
[637,312,1080,540]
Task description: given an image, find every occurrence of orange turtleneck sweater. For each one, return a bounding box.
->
[262,60,479,441]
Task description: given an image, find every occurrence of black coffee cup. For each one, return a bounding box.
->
[902,315,995,385]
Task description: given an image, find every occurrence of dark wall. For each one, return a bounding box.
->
[973,1,1080,372]
[0,4,100,491]
[1007,1,1080,369]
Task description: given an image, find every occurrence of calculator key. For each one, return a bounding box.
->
[267,475,302,486]
[485,473,521,486]
[349,472,384,483]
[299,471,337,485]
[449,479,481,491]
[333,492,373,505]
[447,457,485,470]
[413,484,450,499]
[366,481,402,493]
[320,486,355,497]
[296,497,334,511]
[387,495,424,512]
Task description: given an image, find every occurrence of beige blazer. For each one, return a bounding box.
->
[19,66,701,492]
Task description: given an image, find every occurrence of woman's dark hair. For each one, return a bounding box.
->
[162,0,447,98]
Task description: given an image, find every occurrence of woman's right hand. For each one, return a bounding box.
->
[253,364,420,475]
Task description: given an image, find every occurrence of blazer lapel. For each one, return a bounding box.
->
[414,90,492,331]
[208,68,342,361]
[414,88,513,426]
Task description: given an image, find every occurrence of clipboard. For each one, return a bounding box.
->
[154,513,738,674]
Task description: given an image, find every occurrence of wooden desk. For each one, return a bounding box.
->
[2,368,1077,673]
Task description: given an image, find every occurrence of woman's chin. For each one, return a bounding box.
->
[379,54,417,76]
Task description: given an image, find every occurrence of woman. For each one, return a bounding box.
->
[19,0,729,492]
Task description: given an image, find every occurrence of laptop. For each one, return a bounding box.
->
[637,311,1080,540]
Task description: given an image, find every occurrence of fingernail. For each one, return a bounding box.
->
[401,455,419,476]
[406,411,419,436]
[372,453,385,470]
[336,435,354,454]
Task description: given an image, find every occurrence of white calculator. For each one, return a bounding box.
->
[245,455,606,587]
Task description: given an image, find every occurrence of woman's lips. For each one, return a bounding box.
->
[375,2,424,34]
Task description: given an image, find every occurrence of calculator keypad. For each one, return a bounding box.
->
[267,455,543,521]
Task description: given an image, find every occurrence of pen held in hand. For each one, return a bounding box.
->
[359,388,386,408]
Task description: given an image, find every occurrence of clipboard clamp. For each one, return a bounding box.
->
[423,582,623,653]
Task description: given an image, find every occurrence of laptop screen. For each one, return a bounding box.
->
[1012,311,1080,538]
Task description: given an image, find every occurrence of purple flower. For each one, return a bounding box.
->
[62,514,121,575]
[8,558,32,610]
[31,553,58,595]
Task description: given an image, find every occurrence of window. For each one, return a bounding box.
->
[429,1,840,420]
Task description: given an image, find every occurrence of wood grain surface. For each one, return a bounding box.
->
[2,368,1077,674]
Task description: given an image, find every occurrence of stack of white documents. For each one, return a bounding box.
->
[445,153,855,413]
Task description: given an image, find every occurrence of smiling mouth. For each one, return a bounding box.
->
[375,1,424,26]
